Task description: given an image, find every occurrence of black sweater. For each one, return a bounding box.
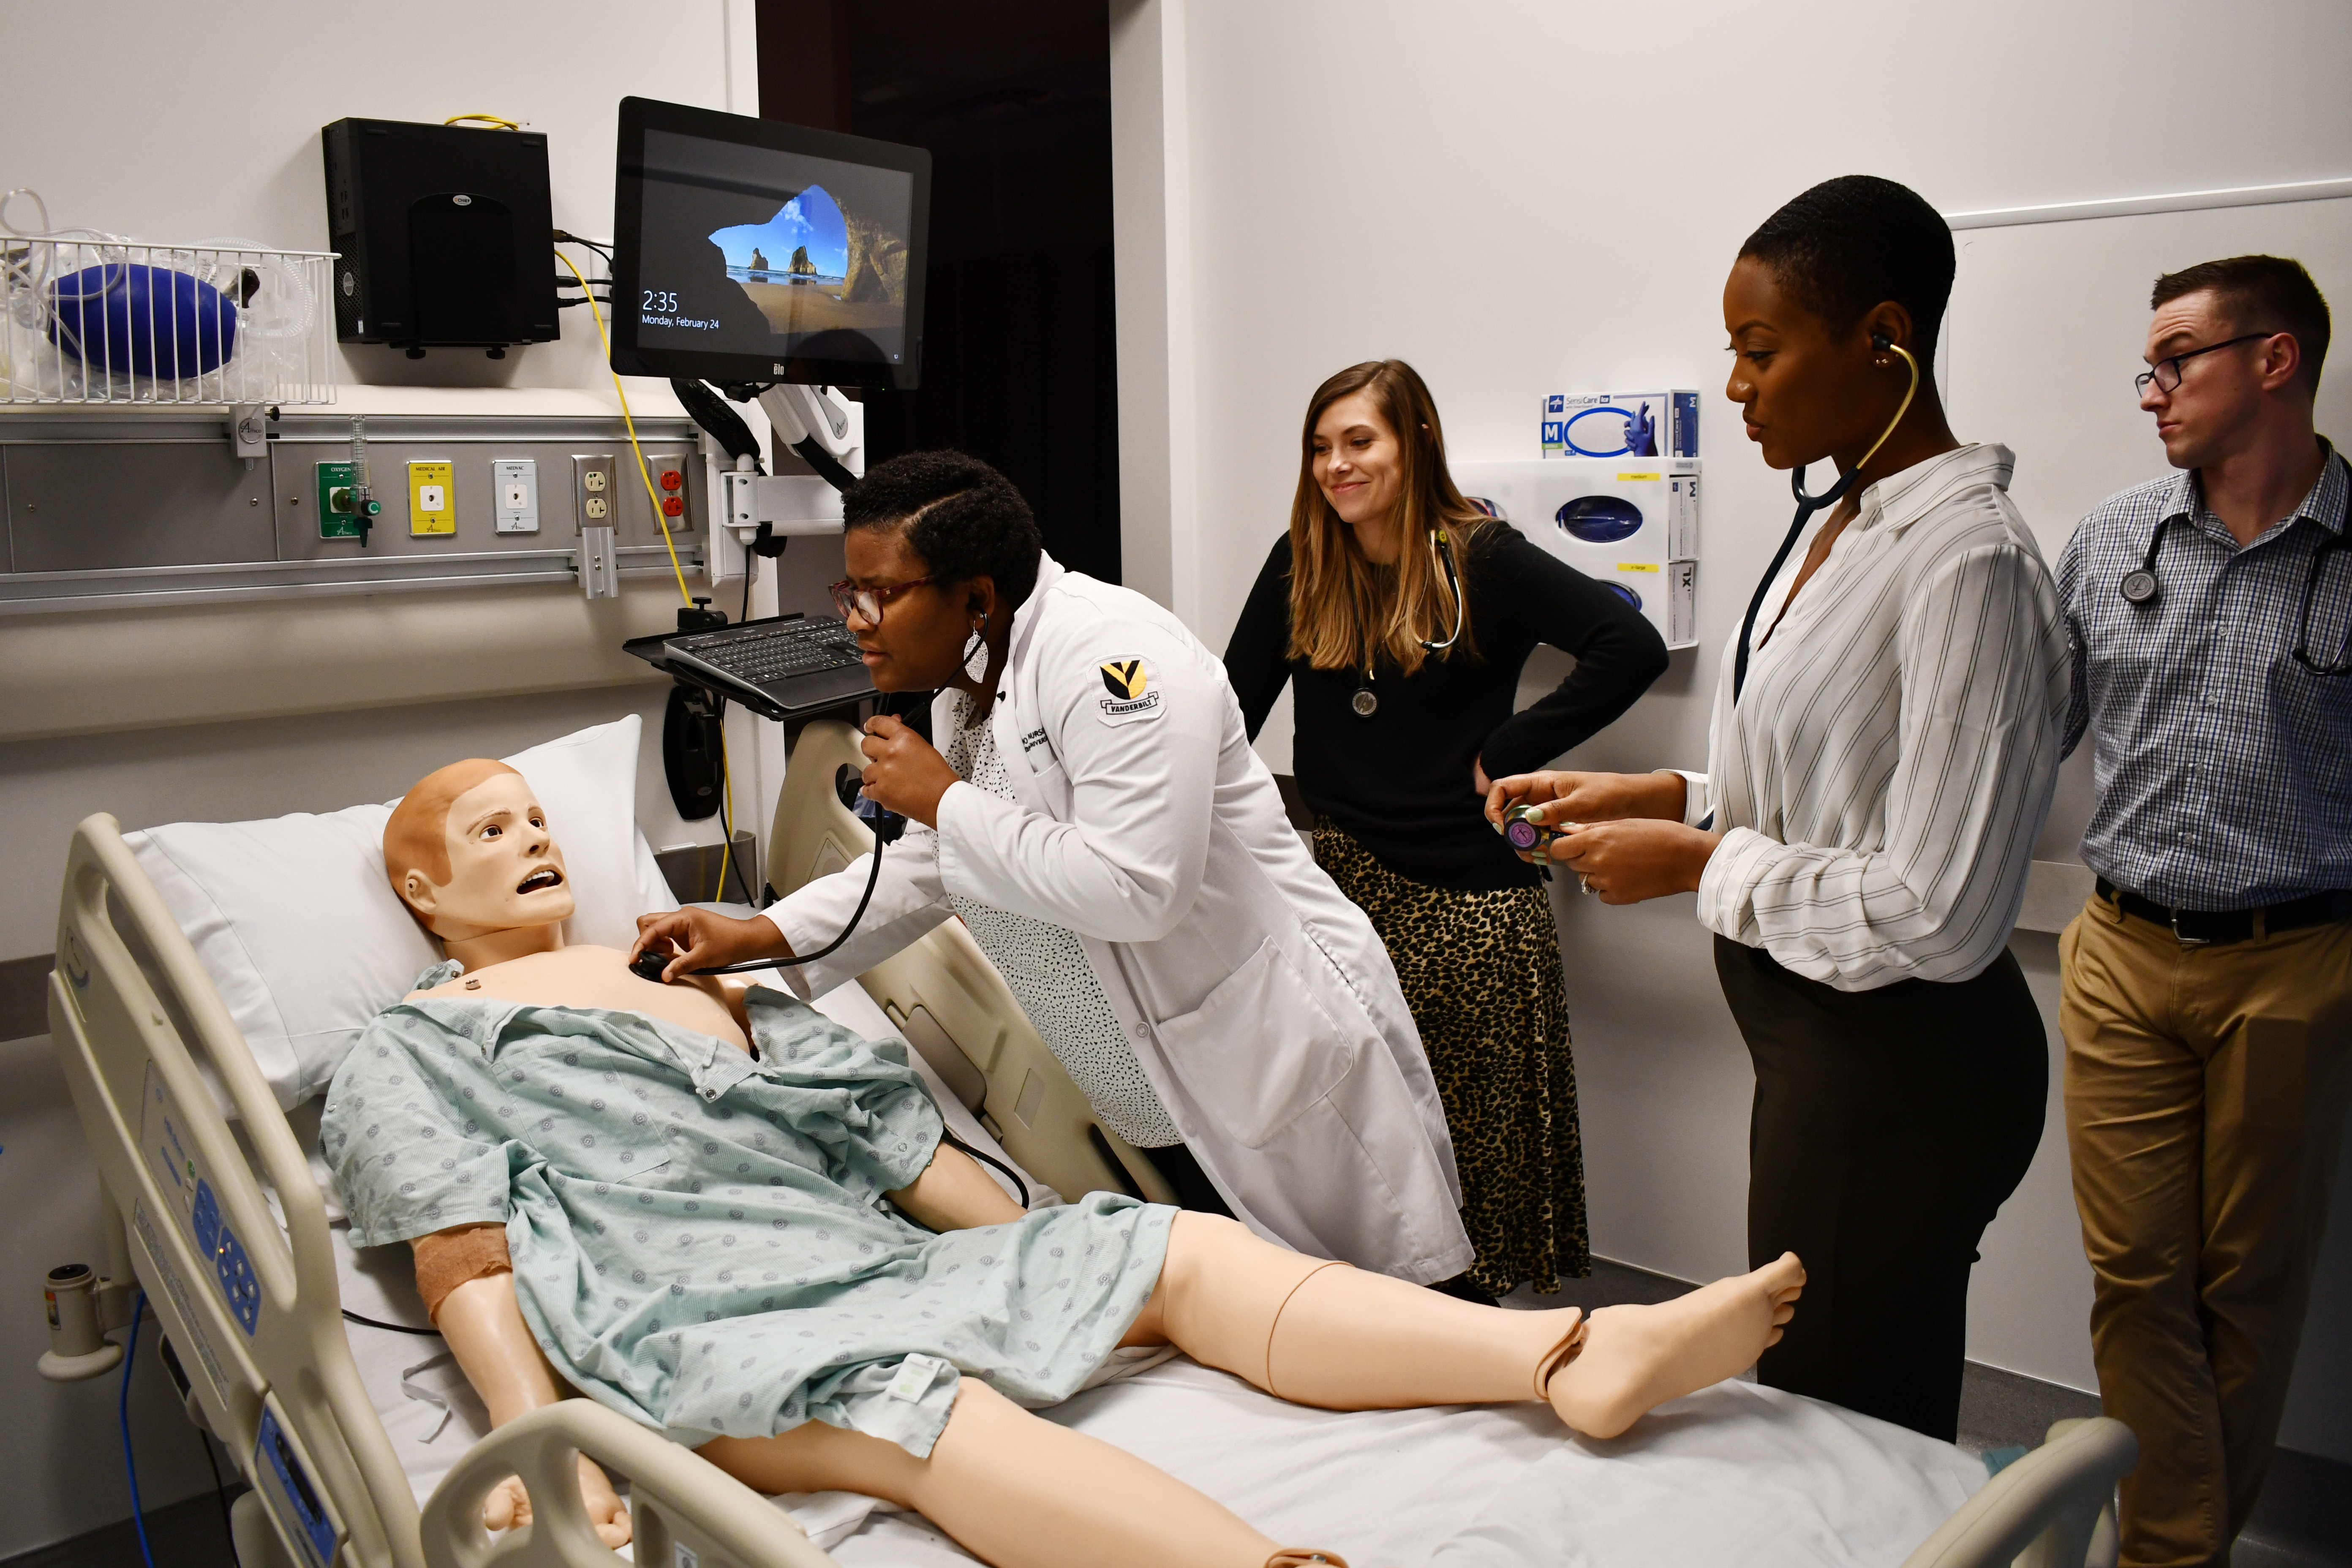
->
[1224,525,1669,890]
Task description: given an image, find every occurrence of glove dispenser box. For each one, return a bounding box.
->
[1454,457,1699,650]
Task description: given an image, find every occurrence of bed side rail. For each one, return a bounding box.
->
[1899,1417,2135,1568]
[421,1402,840,1568]
[49,813,425,1568]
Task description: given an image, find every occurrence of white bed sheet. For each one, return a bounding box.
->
[329,982,1986,1568]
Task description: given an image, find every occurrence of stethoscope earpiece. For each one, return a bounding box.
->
[1731,337,1920,703]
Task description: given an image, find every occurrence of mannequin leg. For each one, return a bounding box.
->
[1141,1214,1804,1440]
[700,1379,1344,1568]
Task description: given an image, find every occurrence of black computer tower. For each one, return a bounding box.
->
[321,118,561,354]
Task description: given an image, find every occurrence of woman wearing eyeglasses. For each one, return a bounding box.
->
[634,450,1474,1288]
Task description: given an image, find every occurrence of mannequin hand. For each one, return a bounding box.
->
[481,1454,631,1548]
[1485,770,1685,836]
[632,906,789,983]
[1554,819,1721,904]
[859,715,958,827]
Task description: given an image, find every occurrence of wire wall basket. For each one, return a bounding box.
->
[2,217,338,406]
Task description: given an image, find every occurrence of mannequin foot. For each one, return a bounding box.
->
[1545,1252,1804,1440]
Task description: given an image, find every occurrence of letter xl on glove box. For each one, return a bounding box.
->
[1453,458,1699,650]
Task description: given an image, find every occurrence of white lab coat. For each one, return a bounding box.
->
[767,555,1472,1282]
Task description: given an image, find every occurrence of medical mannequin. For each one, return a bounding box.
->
[345,758,1806,1568]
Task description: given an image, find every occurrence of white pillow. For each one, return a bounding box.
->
[127,716,680,1110]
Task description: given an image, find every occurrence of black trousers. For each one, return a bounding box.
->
[1714,936,2047,1441]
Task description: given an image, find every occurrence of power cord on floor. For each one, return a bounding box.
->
[120,1293,157,1568]
[342,1308,442,1338]
[199,1429,243,1568]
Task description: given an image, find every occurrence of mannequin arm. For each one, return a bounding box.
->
[887,1143,1025,1232]
[427,1250,634,1546]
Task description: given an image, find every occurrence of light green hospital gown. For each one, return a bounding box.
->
[323,964,1173,1458]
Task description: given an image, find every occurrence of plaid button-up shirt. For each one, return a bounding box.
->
[2058,443,2352,909]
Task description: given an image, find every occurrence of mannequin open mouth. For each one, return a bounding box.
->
[516,868,565,895]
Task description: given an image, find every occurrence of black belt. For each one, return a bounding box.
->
[2095,877,2352,945]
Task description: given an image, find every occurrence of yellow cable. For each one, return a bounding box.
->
[713,728,738,903]
[445,113,520,130]
[555,245,692,605]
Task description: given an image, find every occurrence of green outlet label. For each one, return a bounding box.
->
[316,461,361,538]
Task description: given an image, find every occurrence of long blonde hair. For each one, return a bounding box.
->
[1287,359,1489,677]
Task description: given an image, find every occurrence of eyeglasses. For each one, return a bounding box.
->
[829,575,936,624]
[2135,332,2276,396]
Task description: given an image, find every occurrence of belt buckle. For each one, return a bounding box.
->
[2169,909,2212,947]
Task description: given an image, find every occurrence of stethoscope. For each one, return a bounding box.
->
[1352,526,1466,717]
[1731,333,1920,703]
[2121,509,2352,676]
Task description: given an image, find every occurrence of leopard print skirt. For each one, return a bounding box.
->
[1314,817,1590,1295]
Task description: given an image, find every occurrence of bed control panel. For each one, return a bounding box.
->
[192,1180,262,1336]
[255,1396,344,1568]
[138,1067,261,1337]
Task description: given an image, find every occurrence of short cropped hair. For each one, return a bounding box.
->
[2151,255,2330,396]
[384,758,519,916]
[843,450,1044,609]
[1739,175,1956,364]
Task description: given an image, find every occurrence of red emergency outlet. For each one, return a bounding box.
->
[662,495,685,517]
[659,468,684,491]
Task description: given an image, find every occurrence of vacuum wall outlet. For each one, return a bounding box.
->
[573,454,615,530]
[493,458,540,534]
[407,460,455,536]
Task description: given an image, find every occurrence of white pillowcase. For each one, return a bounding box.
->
[127,716,680,1110]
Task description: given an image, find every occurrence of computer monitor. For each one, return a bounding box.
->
[609,96,931,390]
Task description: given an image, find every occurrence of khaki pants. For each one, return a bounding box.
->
[2060,896,2352,1568]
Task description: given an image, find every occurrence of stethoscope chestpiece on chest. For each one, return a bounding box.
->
[2120,519,2169,607]
[1350,527,1465,720]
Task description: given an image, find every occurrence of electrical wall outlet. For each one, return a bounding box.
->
[407,460,455,535]
[646,453,690,535]
[573,453,615,530]
[493,458,540,534]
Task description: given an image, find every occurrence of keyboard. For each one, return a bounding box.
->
[662,615,874,711]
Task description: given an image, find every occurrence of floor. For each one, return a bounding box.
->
[1503,1257,2352,1568]
[12,1263,2344,1568]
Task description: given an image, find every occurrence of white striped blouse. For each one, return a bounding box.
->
[1673,444,2070,992]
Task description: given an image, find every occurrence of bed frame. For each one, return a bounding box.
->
[47,786,2134,1568]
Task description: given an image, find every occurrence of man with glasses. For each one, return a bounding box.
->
[2056,254,2349,1567]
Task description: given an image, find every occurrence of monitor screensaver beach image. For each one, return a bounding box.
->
[709,184,909,339]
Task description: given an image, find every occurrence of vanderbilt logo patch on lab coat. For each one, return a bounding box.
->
[1096,656,1164,724]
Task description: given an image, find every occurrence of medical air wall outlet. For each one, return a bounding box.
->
[38,1262,125,1380]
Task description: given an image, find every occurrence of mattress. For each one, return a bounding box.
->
[330,983,1987,1567]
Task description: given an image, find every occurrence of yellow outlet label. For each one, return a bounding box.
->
[408,460,455,535]
[1618,561,1661,573]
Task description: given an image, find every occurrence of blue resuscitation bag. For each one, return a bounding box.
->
[47,262,239,378]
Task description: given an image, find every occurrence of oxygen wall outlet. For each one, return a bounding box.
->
[573,454,615,530]
[314,461,366,539]
[493,458,540,534]
[407,460,455,536]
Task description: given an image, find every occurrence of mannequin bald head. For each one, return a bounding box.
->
[385,760,574,944]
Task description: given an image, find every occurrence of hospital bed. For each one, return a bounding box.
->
[42,719,2136,1568]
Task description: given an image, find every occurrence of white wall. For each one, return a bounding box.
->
[0,3,772,1554]
[1112,0,2352,1453]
